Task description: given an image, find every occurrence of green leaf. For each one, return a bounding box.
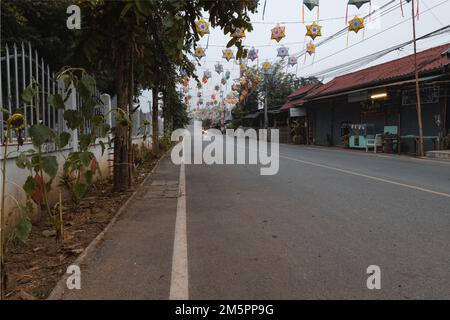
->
[81,74,96,95]
[120,2,134,18]
[79,134,94,151]
[79,151,93,167]
[23,176,37,196]
[15,202,33,243]
[42,156,58,178]
[16,152,32,170]
[22,85,36,104]
[85,170,94,184]
[99,140,106,156]
[64,110,82,130]
[55,132,71,149]
[48,94,65,109]
[73,183,88,201]
[29,124,54,148]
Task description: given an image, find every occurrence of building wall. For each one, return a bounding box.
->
[310,84,447,152]
[311,104,332,146]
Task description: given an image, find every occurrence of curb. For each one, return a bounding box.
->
[47,152,168,300]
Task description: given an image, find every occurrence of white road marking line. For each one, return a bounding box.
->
[298,145,450,166]
[280,154,450,199]
[230,140,450,198]
[169,160,189,300]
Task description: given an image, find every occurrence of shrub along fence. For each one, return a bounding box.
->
[0,42,150,233]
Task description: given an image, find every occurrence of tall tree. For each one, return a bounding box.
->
[73,0,258,191]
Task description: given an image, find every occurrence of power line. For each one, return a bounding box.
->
[299,0,450,78]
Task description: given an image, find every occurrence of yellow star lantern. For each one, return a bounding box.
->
[271,24,286,43]
[262,60,271,73]
[232,27,246,39]
[195,46,206,60]
[195,18,210,37]
[348,16,365,33]
[306,22,322,40]
[222,48,234,62]
[306,42,316,55]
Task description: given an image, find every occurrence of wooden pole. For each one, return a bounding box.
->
[412,0,425,157]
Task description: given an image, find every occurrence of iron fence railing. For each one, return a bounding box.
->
[0,42,103,144]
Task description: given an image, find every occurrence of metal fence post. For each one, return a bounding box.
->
[100,93,112,128]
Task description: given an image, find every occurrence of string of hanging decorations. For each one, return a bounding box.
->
[187,0,427,110]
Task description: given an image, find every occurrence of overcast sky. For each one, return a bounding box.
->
[139,0,450,112]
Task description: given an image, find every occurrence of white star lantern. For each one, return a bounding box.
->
[215,62,224,74]
[288,55,298,67]
[248,47,259,62]
[277,46,289,59]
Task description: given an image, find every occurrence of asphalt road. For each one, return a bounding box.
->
[185,138,450,299]
[60,135,450,300]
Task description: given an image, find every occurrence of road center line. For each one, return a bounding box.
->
[169,160,189,300]
[280,154,450,199]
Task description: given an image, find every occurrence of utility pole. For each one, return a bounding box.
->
[411,0,425,157]
[264,80,269,129]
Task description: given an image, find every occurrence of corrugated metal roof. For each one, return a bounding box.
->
[307,42,450,99]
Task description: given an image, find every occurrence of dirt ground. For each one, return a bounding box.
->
[4,158,158,300]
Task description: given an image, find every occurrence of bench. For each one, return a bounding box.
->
[366,134,383,153]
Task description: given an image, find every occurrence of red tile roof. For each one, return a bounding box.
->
[282,83,322,109]
[288,83,322,99]
[307,42,450,99]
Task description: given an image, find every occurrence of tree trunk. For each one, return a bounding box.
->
[163,90,172,136]
[128,46,135,184]
[152,87,159,155]
[113,44,132,192]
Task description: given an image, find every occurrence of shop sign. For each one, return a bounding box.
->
[290,107,306,117]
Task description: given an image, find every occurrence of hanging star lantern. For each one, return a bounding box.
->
[231,27,246,39]
[203,70,212,79]
[306,22,322,40]
[195,46,206,60]
[306,42,316,55]
[248,47,259,62]
[195,18,210,37]
[215,62,224,74]
[271,24,286,43]
[222,48,234,62]
[348,16,365,33]
[240,61,248,74]
[262,60,272,73]
[277,46,289,59]
[288,55,298,67]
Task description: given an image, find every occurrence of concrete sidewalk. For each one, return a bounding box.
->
[56,155,180,299]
